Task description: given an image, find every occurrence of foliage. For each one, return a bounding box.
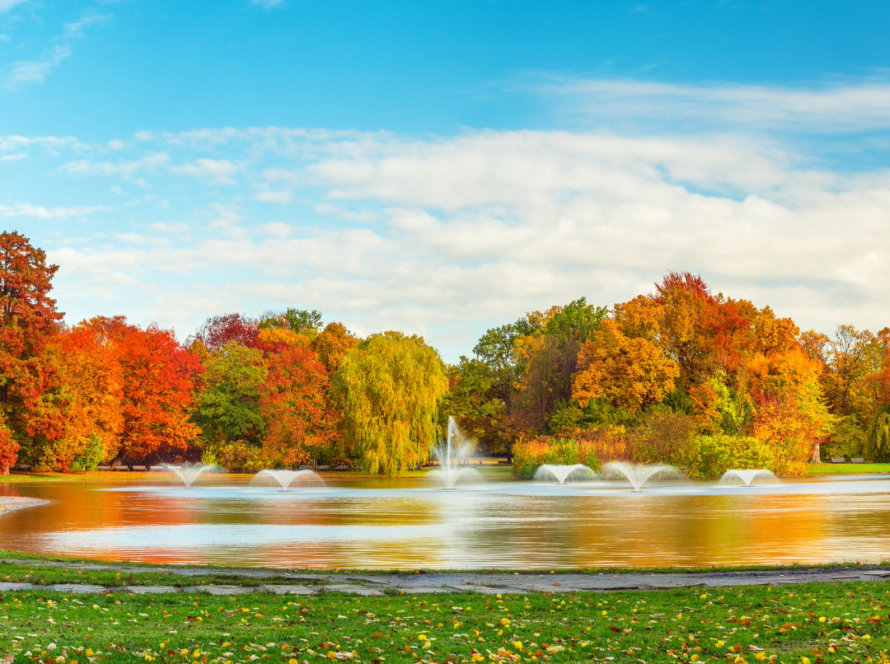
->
[511,434,600,479]
[0,415,18,475]
[439,357,507,453]
[259,342,335,467]
[693,434,775,478]
[868,406,890,462]
[69,434,107,472]
[312,322,359,373]
[573,319,680,413]
[90,317,203,463]
[0,231,65,472]
[193,341,268,449]
[188,313,259,352]
[334,332,447,475]
[259,308,323,337]
[829,416,868,460]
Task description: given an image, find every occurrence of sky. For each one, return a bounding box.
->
[5,0,890,360]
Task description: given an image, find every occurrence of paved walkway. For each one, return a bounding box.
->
[1,557,889,596]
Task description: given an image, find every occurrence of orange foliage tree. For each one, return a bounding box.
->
[0,232,65,474]
[573,319,680,414]
[258,341,335,467]
[88,317,203,464]
[36,324,124,471]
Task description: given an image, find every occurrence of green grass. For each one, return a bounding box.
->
[3,581,890,663]
[806,463,890,475]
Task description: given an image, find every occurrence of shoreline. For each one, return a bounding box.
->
[0,496,49,516]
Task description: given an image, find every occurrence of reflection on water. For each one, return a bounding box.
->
[3,475,890,569]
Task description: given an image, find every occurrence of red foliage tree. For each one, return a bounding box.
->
[87,317,203,464]
[0,232,64,474]
[259,343,335,466]
[189,313,259,352]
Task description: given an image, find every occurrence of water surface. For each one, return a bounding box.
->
[2,475,890,569]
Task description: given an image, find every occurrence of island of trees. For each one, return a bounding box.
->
[2,231,888,477]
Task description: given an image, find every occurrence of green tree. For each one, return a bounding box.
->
[868,406,890,462]
[259,308,323,338]
[439,357,507,453]
[193,342,268,449]
[333,332,447,475]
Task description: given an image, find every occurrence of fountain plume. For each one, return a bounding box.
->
[165,463,216,488]
[429,417,479,489]
[718,469,777,487]
[603,462,679,491]
[534,464,596,484]
[252,469,325,490]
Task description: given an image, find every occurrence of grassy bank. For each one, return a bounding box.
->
[2,578,890,663]
[805,463,890,475]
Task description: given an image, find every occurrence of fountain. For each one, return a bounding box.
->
[429,417,479,489]
[719,469,777,487]
[252,469,325,490]
[534,464,597,484]
[165,463,215,488]
[603,462,679,491]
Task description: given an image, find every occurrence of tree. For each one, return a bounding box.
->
[89,318,203,463]
[32,324,124,471]
[573,319,680,414]
[439,357,507,453]
[193,342,268,450]
[312,322,359,373]
[189,313,259,352]
[259,343,334,466]
[259,308,323,338]
[0,232,64,474]
[333,332,447,474]
[868,406,890,462]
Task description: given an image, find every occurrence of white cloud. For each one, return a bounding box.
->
[0,153,27,162]
[539,76,890,132]
[8,45,72,88]
[171,158,240,184]
[25,118,890,356]
[63,14,112,39]
[149,223,190,234]
[59,152,171,176]
[0,0,27,12]
[0,203,108,219]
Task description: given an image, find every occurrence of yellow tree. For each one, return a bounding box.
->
[333,332,447,474]
[572,319,680,414]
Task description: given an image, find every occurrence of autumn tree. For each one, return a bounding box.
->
[189,313,260,352]
[89,317,203,464]
[259,308,323,338]
[32,324,124,471]
[439,356,508,453]
[193,341,268,451]
[0,232,64,474]
[333,332,447,474]
[312,322,359,373]
[259,341,335,467]
[573,319,680,414]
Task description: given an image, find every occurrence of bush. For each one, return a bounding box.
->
[693,434,774,478]
[512,435,600,479]
[70,435,106,472]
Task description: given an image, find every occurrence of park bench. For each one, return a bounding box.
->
[830,458,846,463]
[851,458,866,463]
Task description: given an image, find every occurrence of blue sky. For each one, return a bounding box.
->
[5,0,890,359]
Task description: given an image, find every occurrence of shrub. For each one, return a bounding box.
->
[512,434,600,479]
[693,434,774,478]
[70,435,106,472]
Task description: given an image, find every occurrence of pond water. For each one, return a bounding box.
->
[2,474,890,569]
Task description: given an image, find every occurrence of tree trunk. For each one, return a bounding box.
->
[0,465,8,476]
[811,442,822,463]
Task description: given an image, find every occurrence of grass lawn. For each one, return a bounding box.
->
[806,464,890,475]
[2,577,890,664]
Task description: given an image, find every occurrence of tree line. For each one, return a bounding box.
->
[1,231,888,477]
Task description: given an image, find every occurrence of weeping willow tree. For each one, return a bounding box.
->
[333,332,448,475]
[868,406,890,462]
